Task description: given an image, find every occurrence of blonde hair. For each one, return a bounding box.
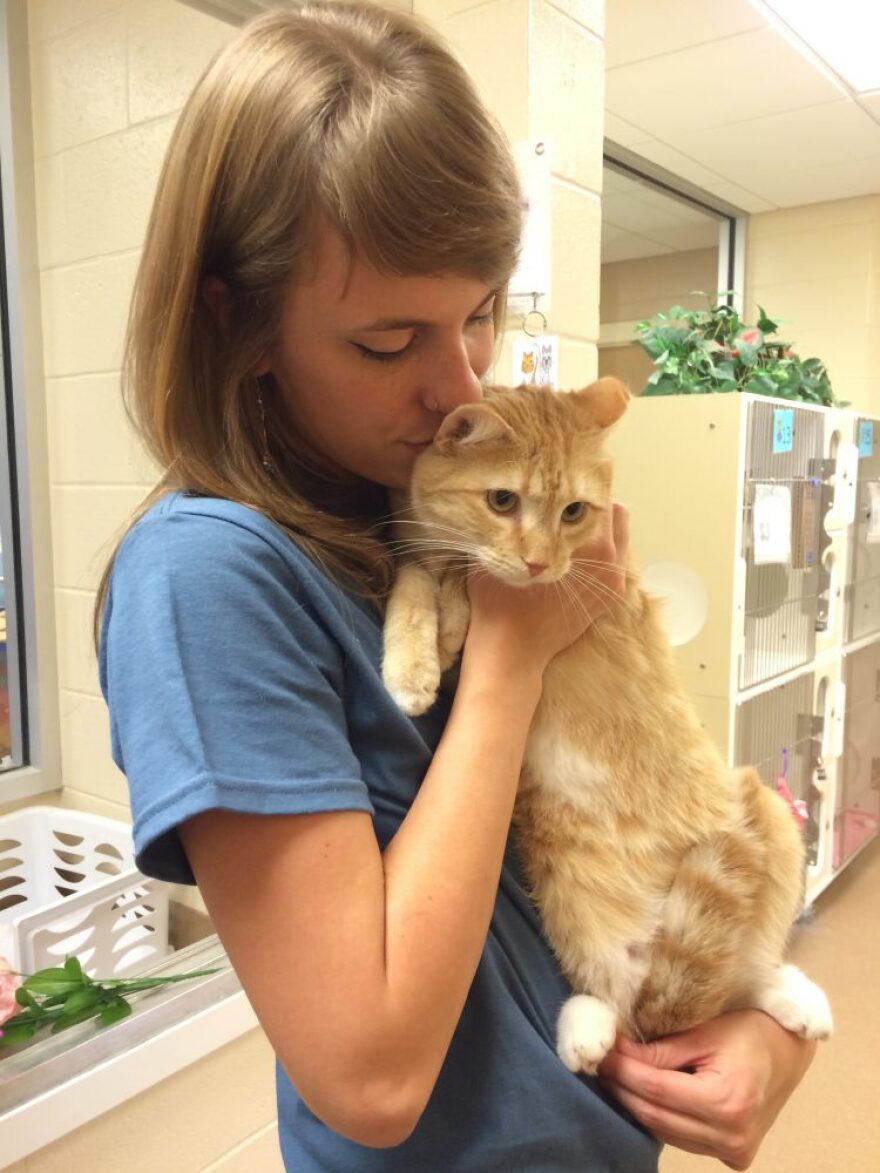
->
[95,0,522,637]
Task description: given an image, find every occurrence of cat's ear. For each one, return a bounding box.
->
[575,377,630,428]
[434,404,514,449]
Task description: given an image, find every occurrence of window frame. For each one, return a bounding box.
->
[0,0,61,802]
[602,138,748,316]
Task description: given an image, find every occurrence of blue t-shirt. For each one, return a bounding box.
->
[100,492,659,1172]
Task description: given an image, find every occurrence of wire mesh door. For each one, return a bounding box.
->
[846,417,880,643]
[837,639,880,870]
[734,671,819,864]
[739,400,823,689]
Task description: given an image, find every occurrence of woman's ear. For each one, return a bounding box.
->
[201,276,232,328]
[202,276,271,375]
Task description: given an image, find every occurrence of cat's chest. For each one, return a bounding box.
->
[522,719,613,812]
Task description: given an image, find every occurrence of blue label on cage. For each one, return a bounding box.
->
[858,420,874,458]
[772,408,794,454]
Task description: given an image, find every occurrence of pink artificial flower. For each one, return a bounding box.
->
[738,328,762,348]
[0,956,22,1031]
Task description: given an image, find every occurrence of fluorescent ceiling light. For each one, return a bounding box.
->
[754,0,880,94]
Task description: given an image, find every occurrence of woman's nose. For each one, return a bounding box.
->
[420,343,484,414]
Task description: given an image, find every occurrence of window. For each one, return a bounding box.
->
[599,142,747,394]
[0,0,61,799]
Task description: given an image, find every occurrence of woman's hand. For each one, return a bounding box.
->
[464,501,630,677]
[598,1010,817,1170]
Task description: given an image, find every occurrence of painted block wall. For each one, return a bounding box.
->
[423,0,606,390]
[745,195,880,417]
[15,3,283,1171]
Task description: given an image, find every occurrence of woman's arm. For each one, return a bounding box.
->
[181,507,628,1149]
[598,1010,817,1170]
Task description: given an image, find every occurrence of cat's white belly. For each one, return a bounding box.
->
[523,724,612,811]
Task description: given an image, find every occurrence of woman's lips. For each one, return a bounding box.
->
[402,440,433,454]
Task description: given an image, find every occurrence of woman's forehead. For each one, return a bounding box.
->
[292,224,494,327]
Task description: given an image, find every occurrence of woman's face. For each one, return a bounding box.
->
[264,225,497,490]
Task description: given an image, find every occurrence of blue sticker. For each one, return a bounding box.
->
[858,420,874,458]
[772,408,794,454]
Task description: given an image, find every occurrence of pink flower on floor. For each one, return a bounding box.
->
[0,957,22,1031]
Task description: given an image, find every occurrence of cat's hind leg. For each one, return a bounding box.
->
[556,941,650,1074]
[557,995,618,1075]
[752,963,833,1039]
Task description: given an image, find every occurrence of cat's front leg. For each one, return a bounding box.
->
[383,562,442,716]
[437,572,470,672]
[557,994,619,1075]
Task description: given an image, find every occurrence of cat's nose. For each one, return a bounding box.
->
[524,560,548,578]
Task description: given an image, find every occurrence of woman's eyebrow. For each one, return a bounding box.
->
[352,291,496,333]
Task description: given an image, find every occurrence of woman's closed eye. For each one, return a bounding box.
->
[351,308,495,363]
[354,339,413,362]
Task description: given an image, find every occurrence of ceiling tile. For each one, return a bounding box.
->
[606,28,845,137]
[857,91,880,121]
[700,181,777,214]
[601,231,674,263]
[647,222,724,252]
[601,190,694,233]
[628,141,730,192]
[673,101,880,180]
[604,0,765,69]
[743,154,880,207]
[604,111,655,148]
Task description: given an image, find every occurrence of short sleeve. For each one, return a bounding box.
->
[99,505,374,883]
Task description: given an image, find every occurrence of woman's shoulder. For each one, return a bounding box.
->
[110,491,372,633]
[117,491,317,581]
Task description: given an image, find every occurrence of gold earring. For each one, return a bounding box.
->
[256,387,274,476]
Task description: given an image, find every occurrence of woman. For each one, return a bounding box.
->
[98,3,815,1169]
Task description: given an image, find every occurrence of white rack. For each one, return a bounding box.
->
[609,393,879,903]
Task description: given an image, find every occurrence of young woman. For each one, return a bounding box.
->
[98,3,815,1169]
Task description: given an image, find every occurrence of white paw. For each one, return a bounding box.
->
[386,678,439,717]
[755,965,833,1040]
[557,995,618,1075]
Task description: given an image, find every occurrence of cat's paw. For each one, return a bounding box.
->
[556,994,618,1075]
[754,964,833,1040]
[382,663,440,716]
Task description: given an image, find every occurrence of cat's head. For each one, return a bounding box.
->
[409,378,629,587]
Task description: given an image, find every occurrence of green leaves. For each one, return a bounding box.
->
[634,293,841,406]
[1,956,221,1049]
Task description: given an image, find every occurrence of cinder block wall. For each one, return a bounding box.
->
[745,195,880,416]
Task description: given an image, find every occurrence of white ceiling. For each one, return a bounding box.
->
[603,0,880,223]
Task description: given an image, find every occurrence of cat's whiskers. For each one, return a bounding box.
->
[573,557,641,584]
[566,566,641,620]
[556,574,615,654]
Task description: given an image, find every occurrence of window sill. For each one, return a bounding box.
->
[0,937,257,1166]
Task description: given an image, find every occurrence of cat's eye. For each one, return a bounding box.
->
[561,501,587,523]
[486,489,519,515]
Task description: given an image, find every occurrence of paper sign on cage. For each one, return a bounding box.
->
[868,482,880,544]
[753,483,792,565]
[513,334,559,388]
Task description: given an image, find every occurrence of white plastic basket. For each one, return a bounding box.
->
[0,807,170,976]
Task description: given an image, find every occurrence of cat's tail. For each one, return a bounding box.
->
[632,768,805,1040]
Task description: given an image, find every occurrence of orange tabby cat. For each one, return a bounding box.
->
[383,377,832,1074]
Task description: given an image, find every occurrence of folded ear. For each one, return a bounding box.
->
[574,377,630,428]
[434,403,514,449]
